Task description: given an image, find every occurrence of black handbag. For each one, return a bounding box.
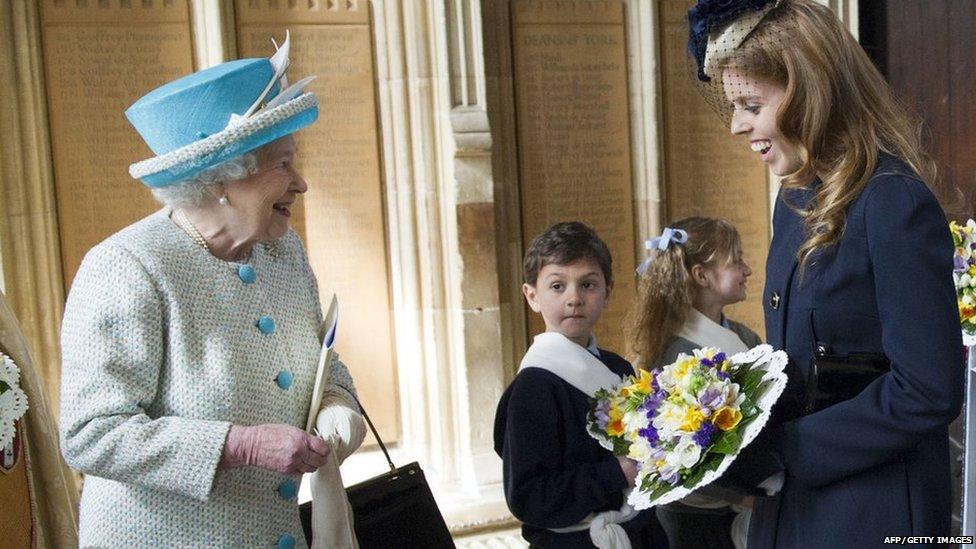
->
[300,392,456,549]
[804,348,890,414]
[803,311,890,414]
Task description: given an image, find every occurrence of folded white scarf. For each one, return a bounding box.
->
[519,332,639,549]
[310,396,366,549]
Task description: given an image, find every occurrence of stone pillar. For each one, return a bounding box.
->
[623,0,666,267]
[443,0,513,532]
[363,0,512,532]
[189,0,235,68]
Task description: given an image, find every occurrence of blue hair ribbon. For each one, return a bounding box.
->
[635,227,689,275]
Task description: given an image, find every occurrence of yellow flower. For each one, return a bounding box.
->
[969,265,976,277]
[713,406,742,431]
[622,370,653,397]
[960,301,975,322]
[607,407,625,437]
[632,369,653,394]
[674,357,697,380]
[679,407,705,432]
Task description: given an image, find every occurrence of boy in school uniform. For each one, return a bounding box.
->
[493,222,668,548]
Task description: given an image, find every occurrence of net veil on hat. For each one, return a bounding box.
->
[126,31,318,188]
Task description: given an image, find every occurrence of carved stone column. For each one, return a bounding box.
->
[442,0,513,533]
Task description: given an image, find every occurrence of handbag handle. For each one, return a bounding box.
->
[335,384,397,473]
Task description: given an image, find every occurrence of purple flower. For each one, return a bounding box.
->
[594,399,611,430]
[638,425,660,445]
[693,422,718,448]
[700,357,714,367]
[644,391,666,416]
[716,370,730,381]
[659,466,681,486]
[956,256,969,272]
[698,388,724,411]
[713,352,726,364]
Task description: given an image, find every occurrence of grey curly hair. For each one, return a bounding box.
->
[150,152,258,209]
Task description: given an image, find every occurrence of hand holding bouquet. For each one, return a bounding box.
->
[587,345,787,509]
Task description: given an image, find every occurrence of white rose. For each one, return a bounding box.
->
[624,409,650,438]
[657,369,678,394]
[652,401,685,437]
[628,437,653,464]
[667,437,702,469]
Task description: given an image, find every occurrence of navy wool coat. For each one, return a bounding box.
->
[747,154,965,548]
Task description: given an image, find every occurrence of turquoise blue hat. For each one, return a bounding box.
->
[126,31,318,188]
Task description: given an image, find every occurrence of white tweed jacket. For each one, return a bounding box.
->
[60,209,357,548]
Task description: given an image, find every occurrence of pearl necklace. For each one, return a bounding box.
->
[173,209,210,253]
[173,209,256,263]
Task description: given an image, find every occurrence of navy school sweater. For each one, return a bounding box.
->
[493,348,667,548]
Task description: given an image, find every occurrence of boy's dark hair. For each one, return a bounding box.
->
[523,221,613,287]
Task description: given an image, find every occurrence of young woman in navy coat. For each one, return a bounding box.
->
[686,1,966,547]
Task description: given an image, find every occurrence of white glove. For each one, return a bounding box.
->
[315,395,366,464]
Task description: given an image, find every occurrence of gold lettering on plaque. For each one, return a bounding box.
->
[40,0,194,288]
[236,1,399,440]
[512,0,637,354]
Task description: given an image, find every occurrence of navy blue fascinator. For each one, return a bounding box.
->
[687,0,778,82]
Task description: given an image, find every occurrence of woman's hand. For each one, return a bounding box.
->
[220,424,330,475]
[316,401,366,463]
[617,456,638,485]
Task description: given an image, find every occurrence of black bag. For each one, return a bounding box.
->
[804,349,890,414]
[804,312,890,414]
[300,393,455,548]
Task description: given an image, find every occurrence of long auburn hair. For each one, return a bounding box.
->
[629,217,743,368]
[725,0,936,271]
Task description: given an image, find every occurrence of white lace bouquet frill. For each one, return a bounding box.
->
[0,352,29,449]
[587,345,787,510]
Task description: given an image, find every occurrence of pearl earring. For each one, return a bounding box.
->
[219,196,229,206]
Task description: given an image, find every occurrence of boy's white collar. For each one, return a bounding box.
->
[519,332,626,397]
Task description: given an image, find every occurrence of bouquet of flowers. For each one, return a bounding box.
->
[587,345,787,509]
[950,219,976,345]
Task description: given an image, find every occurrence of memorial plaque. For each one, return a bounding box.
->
[660,0,770,338]
[40,0,194,289]
[236,1,399,441]
[512,0,637,354]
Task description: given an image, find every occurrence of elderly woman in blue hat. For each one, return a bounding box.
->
[58,34,364,548]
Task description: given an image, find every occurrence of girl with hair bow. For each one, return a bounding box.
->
[630,216,760,549]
